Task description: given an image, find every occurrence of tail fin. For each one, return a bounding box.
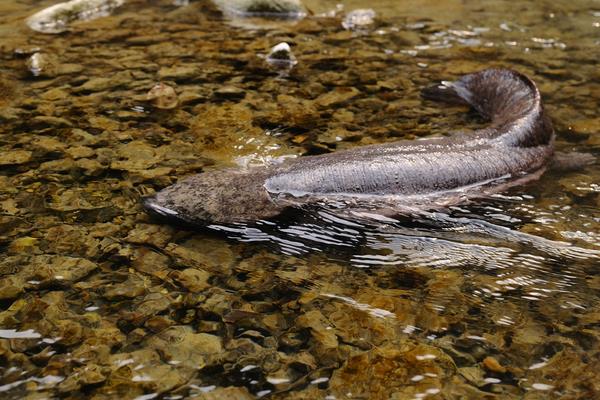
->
[421,81,472,107]
[422,69,540,123]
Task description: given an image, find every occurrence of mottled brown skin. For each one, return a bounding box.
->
[144,69,555,225]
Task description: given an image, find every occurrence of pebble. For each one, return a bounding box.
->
[27,53,59,78]
[482,356,507,373]
[568,118,600,138]
[266,42,298,70]
[316,87,360,108]
[146,83,179,109]
[212,0,307,18]
[26,0,125,34]
[158,65,199,81]
[342,9,376,30]
[0,150,32,166]
[214,86,246,100]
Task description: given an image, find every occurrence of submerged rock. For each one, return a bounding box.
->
[26,0,125,34]
[266,42,298,70]
[329,343,454,399]
[13,47,42,57]
[172,268,212,292]
[212,0,307,18]
[213,86,246,101]
[0,150,32,166]
[0,255,98,300]
[146,326,224,368]
[342,9,376,30]
[146,83,179,110]
[27,52,59,78]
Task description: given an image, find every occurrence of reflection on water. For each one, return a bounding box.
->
[210,191,599,306]
[0,0,599,399]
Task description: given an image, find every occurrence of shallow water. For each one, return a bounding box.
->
[0,0,599,399]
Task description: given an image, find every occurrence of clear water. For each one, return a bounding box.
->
[0,0,599,399]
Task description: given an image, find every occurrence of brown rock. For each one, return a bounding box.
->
[172,268,212,292]
[0,150,32,166]
[315,87,360,108]
[482,356,507,373]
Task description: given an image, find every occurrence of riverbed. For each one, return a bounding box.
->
[0,1,599,399]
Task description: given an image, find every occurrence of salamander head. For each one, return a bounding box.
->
[143,168,283,226]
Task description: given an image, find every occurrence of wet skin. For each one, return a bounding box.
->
[144,69,555,225]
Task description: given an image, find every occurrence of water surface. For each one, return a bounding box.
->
[0,0,599,399]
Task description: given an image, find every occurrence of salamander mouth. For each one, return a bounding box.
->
[142,196,208,230]
[142,196,179,217]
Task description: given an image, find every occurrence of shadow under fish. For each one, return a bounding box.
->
[203,204,600,265]
[144,68,557,226]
